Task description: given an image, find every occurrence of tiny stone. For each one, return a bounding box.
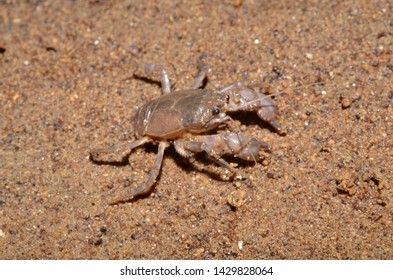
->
[100,227,107,234]
[341,97,352,109]
[227,189,248,208]
[94,238,103,246]
[194,248,205,256]
[238,240,244,250]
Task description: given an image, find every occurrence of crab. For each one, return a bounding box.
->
[90,62,281,203]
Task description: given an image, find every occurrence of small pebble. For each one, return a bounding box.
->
[227,189,248,208]
[238,240,244,250]
[341,97,352,109]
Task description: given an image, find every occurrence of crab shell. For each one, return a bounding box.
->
[134,89,228,139]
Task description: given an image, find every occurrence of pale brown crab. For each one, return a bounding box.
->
[90,62,281,203]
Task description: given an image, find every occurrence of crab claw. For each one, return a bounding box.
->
[225,87,281,132]
[256,96,281,132]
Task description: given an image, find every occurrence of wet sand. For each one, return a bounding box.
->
[0,0,392,259]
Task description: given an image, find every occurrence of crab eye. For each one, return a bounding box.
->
[225,94,230,102]
[212,107,221,115]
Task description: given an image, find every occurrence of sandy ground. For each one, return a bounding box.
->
[0,0,392,259]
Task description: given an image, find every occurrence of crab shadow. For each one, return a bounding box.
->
[89,140,259,195]
[228,110,279,132]
[132,74,162,88]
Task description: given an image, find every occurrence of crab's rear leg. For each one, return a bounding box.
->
[108,141,169,204]
[142,64,171,94]
[174,132,271,179]
[191,60,209,89]
[143,59,209,94]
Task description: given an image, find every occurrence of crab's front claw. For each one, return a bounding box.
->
[257,104,281,132]
[225,87,282,132]
[244,90,280,132]
[175,132,271,163]
[235,136,272,161]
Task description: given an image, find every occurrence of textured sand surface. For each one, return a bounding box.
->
[1,0,392,259]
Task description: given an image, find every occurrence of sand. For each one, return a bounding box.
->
[0,0,392,259]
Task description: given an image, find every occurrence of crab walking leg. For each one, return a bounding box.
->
[142,63,171,94]
[191,61,209,89]
[109,141,169,204]
[174,132,271,176]
[90,137,150,162]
